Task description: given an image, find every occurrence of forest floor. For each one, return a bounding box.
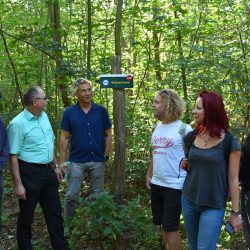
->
[0,173,99,250]
[0,184,54,250]
[0,171,248,250]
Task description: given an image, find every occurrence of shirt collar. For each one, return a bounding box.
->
[24,108,44,120]
[76,101,96,110]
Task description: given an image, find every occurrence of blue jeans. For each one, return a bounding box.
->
[64,161,104,220]
[181,195,225,250]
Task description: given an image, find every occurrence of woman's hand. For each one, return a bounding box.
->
[228,213,242,233]
[180,158,190,171]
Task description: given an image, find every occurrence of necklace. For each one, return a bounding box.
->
[201,134,209,146]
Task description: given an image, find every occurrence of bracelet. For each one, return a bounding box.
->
[231,209,240,216]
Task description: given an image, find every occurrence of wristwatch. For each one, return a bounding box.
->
[52,163,59,169]
[231,209,240,216]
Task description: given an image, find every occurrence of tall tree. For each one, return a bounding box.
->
[152,1,162,81]
[48,0,70,108]
[113,0,125,205]
[87,0,92,79]
[173,1,189,121]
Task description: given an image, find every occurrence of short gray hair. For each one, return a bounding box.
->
[23,86,41,106]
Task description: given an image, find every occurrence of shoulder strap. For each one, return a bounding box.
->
[183,130,196,157]
[178,122,187,153]
[223,132,234,167]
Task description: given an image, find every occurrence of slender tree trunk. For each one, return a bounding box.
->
[0,21,24,107]
[113,0,125,205]
[153,31,162,81]
[87,0,92,79]
[152,3,162,81]
[174,7,189,122]
[48,0,70,108]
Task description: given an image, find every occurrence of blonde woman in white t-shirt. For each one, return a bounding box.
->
[146,89,192,250]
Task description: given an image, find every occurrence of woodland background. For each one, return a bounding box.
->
[0,0,249,249]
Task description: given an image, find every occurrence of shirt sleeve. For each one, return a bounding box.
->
[7,122,24,155]
[230,136,241,152]
[102,107,112,130]
[0,118,9,170]
[61,109,71,132]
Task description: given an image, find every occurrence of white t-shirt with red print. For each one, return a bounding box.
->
[151,120,192,190]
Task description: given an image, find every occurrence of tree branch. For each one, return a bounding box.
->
[0,21,24,107]
[0,27,57,60]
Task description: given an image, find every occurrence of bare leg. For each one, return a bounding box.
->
[162,228,182,250]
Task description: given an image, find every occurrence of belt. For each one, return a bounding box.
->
[18,159,53,168]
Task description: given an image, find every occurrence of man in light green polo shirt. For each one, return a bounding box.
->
[7,86,69,250]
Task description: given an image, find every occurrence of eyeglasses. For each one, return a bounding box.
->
[34,97,48,101]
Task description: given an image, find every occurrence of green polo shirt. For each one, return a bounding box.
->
[7,108,54,164]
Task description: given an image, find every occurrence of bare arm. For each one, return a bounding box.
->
[227,150,242,232]
[104,128,112,158]
[59,129,70,166]
[52,150,65,182]
[146,161,153,189]
[54,129,70,181]
[9,154,26,200]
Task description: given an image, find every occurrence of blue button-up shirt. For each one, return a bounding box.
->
[61,102,111,163]
[7,108,54,164]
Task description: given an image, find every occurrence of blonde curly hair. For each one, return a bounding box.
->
[157,89,186,120]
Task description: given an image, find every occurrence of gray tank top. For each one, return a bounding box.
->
[182,138,240,209]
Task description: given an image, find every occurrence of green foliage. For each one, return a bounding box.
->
[70,191,159,249]
[0,1,249,247]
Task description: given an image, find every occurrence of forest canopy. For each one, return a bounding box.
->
[0,1,249,249]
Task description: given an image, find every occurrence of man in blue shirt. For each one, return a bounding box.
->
[0,90,9,237]
[58,78,112,223]
[7,86,69,250]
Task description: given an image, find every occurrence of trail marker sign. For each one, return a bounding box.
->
[99,74,133,88]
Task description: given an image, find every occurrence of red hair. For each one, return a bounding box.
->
[195,91,229,137]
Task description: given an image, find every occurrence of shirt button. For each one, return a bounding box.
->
[90,142,92,144]
[88,132,91,135]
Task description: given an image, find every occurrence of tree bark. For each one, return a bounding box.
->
[87,0,92,79]
[174,7,189,122]
[113,0,125,205]
[152,3,162,81]
[48,0,70,108]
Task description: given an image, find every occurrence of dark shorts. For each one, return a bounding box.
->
[150,183,182,232]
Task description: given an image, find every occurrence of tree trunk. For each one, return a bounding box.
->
[87,0,92,79]
[48,0,70,108]
[113,0,125,205]
[174,8,189,122]
[152,3,162,81]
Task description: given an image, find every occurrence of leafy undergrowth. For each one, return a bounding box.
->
[0,169,248,250]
